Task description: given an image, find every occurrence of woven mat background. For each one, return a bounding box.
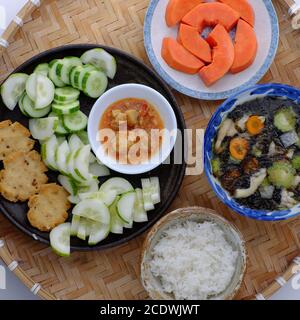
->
[0,0,299,300]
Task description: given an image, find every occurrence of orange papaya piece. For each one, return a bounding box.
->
[161,37,204,74]
[178,23,211,63]
[182,2,240,32]
[165,0,204,27]
[230,19,257,74]
[218,0,255,27]
[199,24,234,86]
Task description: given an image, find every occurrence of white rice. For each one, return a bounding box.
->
[149,220,238,300]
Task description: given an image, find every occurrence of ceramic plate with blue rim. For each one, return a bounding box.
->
[204,83,300,221]
[144,0,279,100]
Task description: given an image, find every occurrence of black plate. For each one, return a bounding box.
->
[0,44,186,251]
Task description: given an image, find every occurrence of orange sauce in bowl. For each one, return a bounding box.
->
[99,98,164,164]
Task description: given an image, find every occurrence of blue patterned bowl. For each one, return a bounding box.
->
[204,83,300,221]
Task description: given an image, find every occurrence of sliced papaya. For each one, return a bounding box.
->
[230,19,257,74]
[199,24,234,86]
[182,2,240,32]
[165,0,204,27]
[178,24,211,63]
[218,0,255,27]
[161,37,204,74]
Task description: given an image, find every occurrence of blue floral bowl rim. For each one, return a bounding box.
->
[143,0,279,101]
[204,83,300,221]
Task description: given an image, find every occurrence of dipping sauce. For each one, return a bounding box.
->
[99,98,164,164]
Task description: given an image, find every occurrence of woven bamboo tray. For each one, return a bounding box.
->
[0,0,300,300]
[0,0,42,49]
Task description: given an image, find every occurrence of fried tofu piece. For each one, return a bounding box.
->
[0,120,35,160]
[27,183,71,232]
[0,150,48,202]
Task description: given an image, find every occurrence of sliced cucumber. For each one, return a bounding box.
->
[78,189,117,207]
[43,134,59,170]
[40,143,49,167]
[35,74,55,109]
[52,100,80,115]
[81,48,117,79]
[89,152,97,164]
[133,188,148,223]
[48,59,65,87]
[68,195,81,204]
[53,98,71,105]
[77,217,87,240]
[67,150,86,183]
[34,63,49,77]
[117,192,136,224]
[70,65,82,89]
[124,220,133,229]
[72,199,110,224]
[68,133,84,151]
[25,73,37,101]
[63,110,88,132]
[109,196,124,234]
[56,141,71,175]
[29,117,58,140]
[1,73,28,110]
[89,161,110,177]
[76,130,89,145]
[56,136,66,145]
[72,66,84,89]
[150,177,161,204]
[74,145,94,181]
[73,65,96,90]
[58,57,82,85]
[77,179,99,194]
[58,174,78,195]
[88,221,110,245]
[18,93,29,117]
[99,177,133,195]
[70,214,81,236]
[50,223,71,257]
[48,111,69,135]
[78,64,96,90]
[81,70,108,98]
[54,86,80,102]
[133,188,148,222]
[141,178,155,211]
[22,94,51,118]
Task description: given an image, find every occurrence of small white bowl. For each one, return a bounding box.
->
[88,84,178,174]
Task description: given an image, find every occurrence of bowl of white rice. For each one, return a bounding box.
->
[140,207,247,300]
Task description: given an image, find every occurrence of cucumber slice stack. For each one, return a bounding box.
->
[69,63,108,98]
[52,174,161,249]
[56,57,82,85]
[1,48,116,114]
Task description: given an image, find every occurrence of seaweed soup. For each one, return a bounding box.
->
[212,96,300,211]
